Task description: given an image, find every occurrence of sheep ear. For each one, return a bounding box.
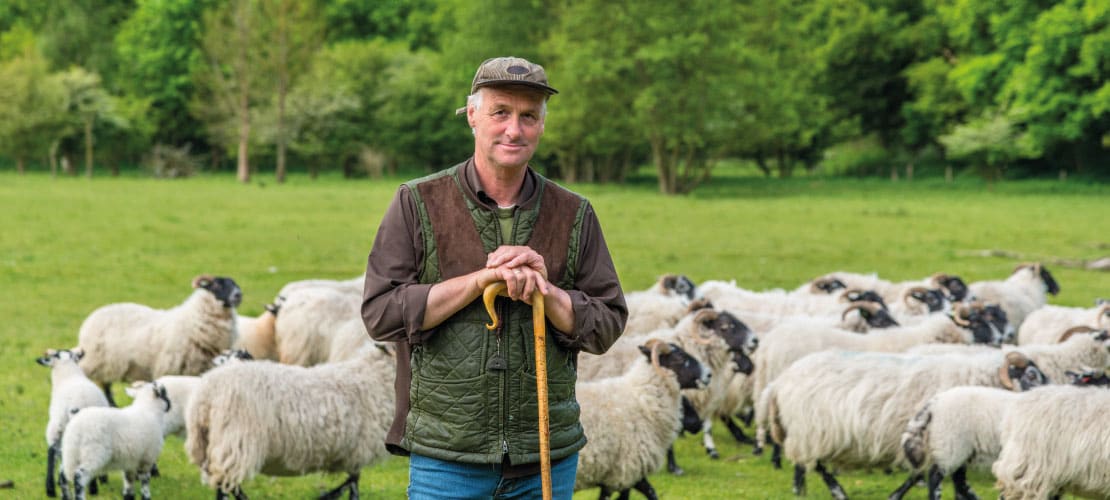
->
[1066,371,1080,384]
[638,344,653,360]
[71,348,84,361]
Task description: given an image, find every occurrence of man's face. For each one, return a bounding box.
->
[468,87,545,172]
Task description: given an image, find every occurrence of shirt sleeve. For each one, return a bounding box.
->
[362,185,433,345]
[558,202,627,355]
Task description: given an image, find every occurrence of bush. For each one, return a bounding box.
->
[144,144,200,178]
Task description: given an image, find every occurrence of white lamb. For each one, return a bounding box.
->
[77,275,242,405]
[992,385,1110,499]
[58,381,171,500]
[1017,300,1110,345]
[967,262,1060,330]
[763,348,1045,499]
[575,339,711,499]
[184,344,396,498]
[38,349,110,498]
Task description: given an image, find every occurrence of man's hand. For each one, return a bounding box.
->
[486,246,548,280]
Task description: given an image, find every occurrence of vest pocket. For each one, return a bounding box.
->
[518,371,580,451]
[409,372,489,450]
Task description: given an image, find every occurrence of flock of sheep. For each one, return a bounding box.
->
[36,262,1110,499]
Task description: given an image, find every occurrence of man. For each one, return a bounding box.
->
[361,56,627,499]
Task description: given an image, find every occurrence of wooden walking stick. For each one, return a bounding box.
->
[483,281,552,500]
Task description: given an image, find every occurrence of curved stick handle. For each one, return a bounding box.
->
[481,282,551,500]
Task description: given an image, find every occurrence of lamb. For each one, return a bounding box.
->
[1017,300,1110,345]
[270,286,361,366]
[38,349,110,498]
[896,362,1048,500]
[184,343,396,499]
[275,273,364,298]
[992,385,1110,499]
[58,381,171,500]
[967,262,1060,330]
[232,301,280,361]
[575,339,710,500]
[763,349,1045,499]
[76,275,242,405]
[151,349,254,441]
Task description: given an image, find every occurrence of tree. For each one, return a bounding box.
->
[0,44,67,174]
[56,68,122,178]
[939,112,1036,181]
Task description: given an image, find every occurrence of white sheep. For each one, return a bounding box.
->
[155,349,255,439]
[76,275,242,405]
[763,348,1044,499]
[58,381,171,500]
[575,339,711,499]
[38,349,110,498]
[967,262,1060,330]
[622,274,702,336]
[896,367,1047,500]
[184,344,395,498]
[992,385,1110,499]
[270,286,361,366]
[1017,300,1110,345]
[799,271,969,303]
[232,301,280,361]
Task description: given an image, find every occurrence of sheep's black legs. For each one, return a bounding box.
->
[138,470,152,500]
[318,473,358,500]
[721,415,754,444]
[951,466,979,500]
[598,486,613,499]
[793,464,806,496]
[216,488,248,500]
[816,461,848,500]
[57,468,69,500]
[771,443,783,469]
[666,446,684,475]
[101,383,117,407]
[887,471,922,500]
[926,465,944,500]
[46,444,59,497]
[631,477,658,500]
[122,471,136,500]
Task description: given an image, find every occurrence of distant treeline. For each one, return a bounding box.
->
[0,0,1106,192]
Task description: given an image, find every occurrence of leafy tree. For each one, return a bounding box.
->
[35,0,134,86]
[938,112,1036,180]
[0,45,67,174]
[56,68,124,177]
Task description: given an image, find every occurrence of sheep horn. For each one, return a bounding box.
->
[903,286,931,307]
[192,274,215,289]
[950,303,972,326]
[998,352,1031,391]
[841,301,879,322]
[838,288,866,302]
[686,297,713,313]
[1095,303,1110,328]
[1058,325,1100,343]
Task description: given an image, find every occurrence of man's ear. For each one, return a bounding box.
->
[467,104,477,129]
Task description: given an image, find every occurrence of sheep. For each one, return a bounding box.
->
[698,280,879,319]
[184,343,396,499]
[575,339,711,500]
[733,298,898,335]
[763,349,1045,499]
[155,349,254,440]
[799,271,969,302]
[992,385,1110,499]
[666,396,705,476]
[38,349,110,498]
[275,274,364,298]
[967,262,1060,330]
[887,286,951,319]
[896,359,1049,500]
[622,274,701,335]
[1066,367,1110,386]
[270,286,361,366]
[76,275,242,406]
[58,381,171,500]
[1017,300,1110,345]
[232,301,280,361]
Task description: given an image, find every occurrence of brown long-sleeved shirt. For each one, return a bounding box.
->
[361,158,627,459]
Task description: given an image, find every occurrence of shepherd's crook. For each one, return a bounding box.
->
[483,282,552,500]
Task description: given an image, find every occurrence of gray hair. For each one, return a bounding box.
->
[466,87,548,121]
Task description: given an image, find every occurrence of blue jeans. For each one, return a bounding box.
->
[408,453,578,500]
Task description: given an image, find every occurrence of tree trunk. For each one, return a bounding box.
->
[651,137,673,194]
[49,141,59,177]
[275,0,289,184]
[945,165,953,183]
[776,149,792,178]
[235,0,251,184]
[16,156,25,175]
[84,116,94,178]
[754,153,771,177]
[905,162,914,182]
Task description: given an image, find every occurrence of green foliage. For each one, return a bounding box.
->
[0,46,68,171]
[1,173,1107,498]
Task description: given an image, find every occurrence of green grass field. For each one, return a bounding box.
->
[1,171,1106,499]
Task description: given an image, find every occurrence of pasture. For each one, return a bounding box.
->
[1,170,1106,499]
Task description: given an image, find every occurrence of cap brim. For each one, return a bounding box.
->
[475,80,559,96]
[455,106,467,116]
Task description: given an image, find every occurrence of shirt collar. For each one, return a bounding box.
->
[463,158,537,209]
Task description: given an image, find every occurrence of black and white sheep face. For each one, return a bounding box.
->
[663,274,697,300]
[126,382,173,412]
[843,289,888,309]
[813,277,847,294]
[1007,362,1049,391]
[1038,266,1060,296]
[704,311,757,355]
[640,343,710,389]
[197,276,243,308]
[979,304,1014,344]
[938,276,968,302]
[35,349,82,366]
[909,288,949,313]
[731,350,754,375]
[1066,369,1110,387]
[860,307,900,329]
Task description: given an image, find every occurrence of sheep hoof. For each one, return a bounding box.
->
[667,465,685,476]
[706,449,720,459]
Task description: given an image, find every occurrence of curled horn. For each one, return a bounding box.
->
[838,288,866,302]
[809,277,840,294]
[1094,303,1110,328]
[192,274,215,289]
[642,338,673,376]
[842,301,881,322]
[686,297,713,314]
[902,286,930,307]
[691,309,720,345]
[998,351,1031,391]
[1058,325,1100,343]
[950,303,972,326]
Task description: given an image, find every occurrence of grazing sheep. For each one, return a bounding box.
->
[992,385,1110,499]
[38,349,110,498]
[77,275,242,405]
[575,339,710,500]
[896,359,1049,500]
[763,348,1045,499]
[1017,301,1110,345]
[967,262,1060,330]
[184,344,396,499]
[232,302,280,361]
[270,286,361,366]
[59,382,171,500]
